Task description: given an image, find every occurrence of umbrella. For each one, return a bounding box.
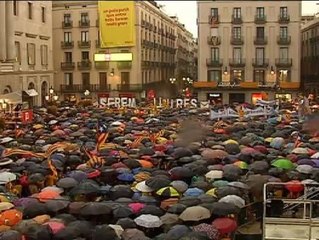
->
[167,225,190,239]
[179,206,211,221]
[219,195,245,208]
[113,206,134,219]
[0,209,23,226]
[249,161,269,174]
[292,147,309,155]
[160,213,180,225]
[0,172,16,184]
[296,165,314,174]
[140,205,164,217]
[121,228,150,240]
[169,167,194,180]
[212,217,237,235]
[128,203,145,214]
[205,170,223,180]
[70,180,100,195]
[117,172,135,182]
[134,214,163,228]
[211,202,240,216]
[167,204,187,214]
[145,177,171,191]
[116,218,137,229]
[44,221,65,234]
[233,161,248,170]
[80,202,112,216]
[227,181,250,190]
[285,180,304,193]
[183,188,204,197]
[156,187,180,198]
[57,177,79,189]
[271,158,295,170]
[0,202,14,212]
[170,180,189,193]
[135,181,154,193]
[45,198,70,212]
[192,223,220,240]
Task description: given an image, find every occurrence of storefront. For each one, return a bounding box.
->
[229,93,245,104]
[207,93,222,105]
[275,93,292,102]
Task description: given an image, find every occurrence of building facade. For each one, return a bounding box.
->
[195,0,301,104]
[0,1,54,106]
[301,16,319,96]
[52,0,197,102]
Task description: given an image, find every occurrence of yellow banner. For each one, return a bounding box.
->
[98,1,135,48]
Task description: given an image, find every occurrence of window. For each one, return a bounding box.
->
[254,70,265,83]
[64,13,71,23]
[81,51,89,60]
[27,43,35,65]
[231,70,244,84]
[121,72,130,85]
[256,47,265,61]
[280,27,288,38]
[210,8,218,17]
[64,32,72,42]
[211,48,219,61]
[99,72,107,87]
[82,73,90,87]
[64,52,72,62]
[41,7,45,22]
[208,70,221,82]
[81,12,89,23]
[256,7,265,17]
[28,2,32,19]
[232,27,241,38]
[278,69,290,82]
[64,73,73,85]
[233,8,241,18]
[15,41,21,64]
[13,0,18,16]
[233,47,242,62]
[256,27,265,38]
[81,31,89,42]
[40,45,48,65]
[279,47,288,59]
[280,7,288,18]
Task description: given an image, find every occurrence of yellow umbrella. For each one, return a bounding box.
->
[265,137,273,143]
[33,124,44,130]
[223,139,238,145]
[206,188,217,198]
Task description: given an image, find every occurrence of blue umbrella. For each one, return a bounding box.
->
[183,187,204,197]
[117,172,135,182]
[67,170,88,182]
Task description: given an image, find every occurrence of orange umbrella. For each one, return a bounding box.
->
[37,190,60,202]
[0,209,22,226]
[160,198,179,210]
[138,160,154,168]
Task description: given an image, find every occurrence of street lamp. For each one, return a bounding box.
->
[169,77,176,84]
[45,87,59,103]
[270,66,275,75]
[84,89,90,99]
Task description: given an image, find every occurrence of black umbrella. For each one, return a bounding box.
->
[169,167,194,180]
[55,214,77,225]
[79,202,112,216]
[167,204,187,214]
[249,161,269,174]
[216,186,242,198]
[211,202,240,216]
[110,185,134,200]
[140,205,164,217]
[69,180,100,195]
[145,177,171,191]
[178,196,201,207]
[23,202,48,219]
[116,218,137,229]
[67,220,93,239]
[56,178,79,189]
[0,230,22,240]
[45,198,70,213]
[92,225,120,240]
[123,159,141,169]
[28,173,45,183]
[112,206,134,218]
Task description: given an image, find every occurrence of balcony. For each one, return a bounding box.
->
[207,36,221,45]
[79,20,90,28]
[62,21,73,28]
[61,41,74,49]
[277,36,291,45]
[252,58,269,68]
[206,58,223,67]
[117,84,143,92]
[94,61,109,69]
[229,58,246,67]
[77,60,92,70]
[254,15,266,24]
[258,81,276,89]
[78,40,91,48]
[117,61,132,69]
[254,36,267,45]
[230,36,244,45]
[231,15,243,24]
[208,15,219,25]
[60,84,111,93]
[275,58,292,68]
[278,14,290,24]
[61,62,75,70]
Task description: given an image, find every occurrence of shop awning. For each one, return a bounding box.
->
[0,91,22,104]
[24,89,38,97]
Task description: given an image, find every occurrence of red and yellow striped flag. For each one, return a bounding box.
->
[96,132,109,152]
[83,147,105,168]
[47,158,58,178]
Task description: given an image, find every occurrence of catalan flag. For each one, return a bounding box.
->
[130,136,145,148]
[2,148,45,158]
[44,142,70,158]
[83,147,105,168]
[96,121,109,152]
[47,158,58,178]
[15,124,24,139]
[150,130,165,143]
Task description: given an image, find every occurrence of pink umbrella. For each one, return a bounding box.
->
[128,203,145,214]
[241,147,258,155]
[44,221,65,234]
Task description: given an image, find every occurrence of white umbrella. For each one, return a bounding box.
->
[296,165,314,175]
[134,214,163,228]
[291,147,308,155]
[205,170,223,180]
[179,206,211,221]
[0,137,14,144]
[0,172,16,184]
[135,181,154,193]
[219,195,245,208]
[48,120,58,125]
[311,152,319,159]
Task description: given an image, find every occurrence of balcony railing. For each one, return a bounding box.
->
[77,60,92,70]
[62,21,73,28]
[255,14,266,24]
[117,84,143,92]
[94,61,109,69]
[206,58,223,67]
[258,82,276,88]
[254,36,268,45]
[252,58,269,68]
[231,15,243,24]
[208,15,219,25]
[117,61,132,69]
[60,84,111,93]
[278,14,290,23]
[230,36,244,45]
[79,20,90,27]
[78,40,91,48]
[277,36,291,45]
[229,58,246,67]
[61,62,75,70]
[61,41,74,49]
[207,36,221,45]
[275,58,292,68]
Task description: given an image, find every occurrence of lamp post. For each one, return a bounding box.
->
[45,87,59,104]
[84,89,90,99]
[0,100,7,113]
[169,77,176,84]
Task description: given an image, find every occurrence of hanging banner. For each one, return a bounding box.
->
[255,99,277,106]
[21,110,33,124]
[98,1,135,48]
[243,106,276,118]
[210,108,239,120]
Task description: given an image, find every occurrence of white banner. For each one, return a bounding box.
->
[210,108,239,120]
[256,99,277,106]
[243,106,276,117]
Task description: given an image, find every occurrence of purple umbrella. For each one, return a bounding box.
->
[312,159,319,168]
[297,159,315,166]
[67,170,87,182]
[13,197,39,208]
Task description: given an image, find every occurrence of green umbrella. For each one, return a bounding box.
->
[271,158,295,170]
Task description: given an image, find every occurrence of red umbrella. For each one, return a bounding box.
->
[212,217,237,235]
[285,180,304,193]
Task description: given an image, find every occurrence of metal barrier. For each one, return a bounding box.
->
[263,182,319,240]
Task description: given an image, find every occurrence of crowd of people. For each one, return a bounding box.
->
[0,97,317,240]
